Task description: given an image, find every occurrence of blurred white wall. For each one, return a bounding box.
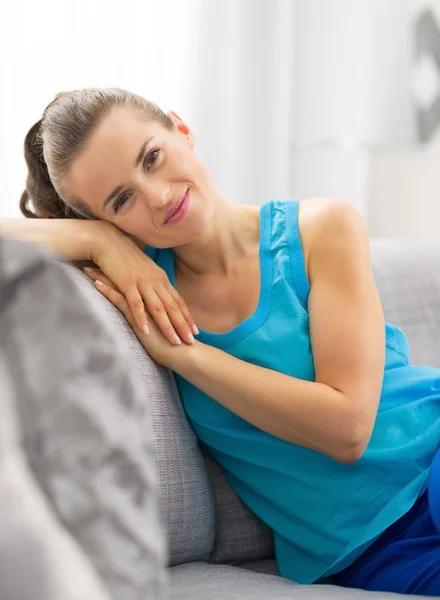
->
[368,0,440,241]
[289,0,440,241]
[369,145,440,240]
[289,0,416,221]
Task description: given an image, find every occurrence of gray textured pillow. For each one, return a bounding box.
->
[0,353,111,600]
[0,237,167,600]
[201,447,275,564]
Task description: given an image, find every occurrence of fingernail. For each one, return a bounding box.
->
[143,324,150,335]
[84,267,94,272]
[192,325,200,335]
[187,332,195,344]
[95,280,103,287]
[173,334,182,345]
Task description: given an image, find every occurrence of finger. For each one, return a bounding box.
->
[85,269,149,335]
[167,286,199,337]
[84,269,116,290]
[124,286,150,335]
[94,280,132,322]
[83,266,102,277]
[141,288,182,346]
[156,286,197,344]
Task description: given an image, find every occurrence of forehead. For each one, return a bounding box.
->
[67,108,163,214]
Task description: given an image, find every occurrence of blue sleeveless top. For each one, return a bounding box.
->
[145,200,440,584]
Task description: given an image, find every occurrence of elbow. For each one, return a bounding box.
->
[335,442,366,464]
[333,419,371,465]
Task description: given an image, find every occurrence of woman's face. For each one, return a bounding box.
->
[68,107,215,247]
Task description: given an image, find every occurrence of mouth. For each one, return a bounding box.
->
[163,188,190,224]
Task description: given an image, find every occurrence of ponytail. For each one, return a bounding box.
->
[20,119,86,219]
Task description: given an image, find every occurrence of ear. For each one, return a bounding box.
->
[167,110,195,150]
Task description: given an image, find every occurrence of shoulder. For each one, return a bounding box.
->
[297,198,369,284]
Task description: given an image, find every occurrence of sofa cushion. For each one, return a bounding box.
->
[235,558,279,576]
[63,263,215,566]
[201,447,274,564]
[169,562,416,599]
[0,237,166,600]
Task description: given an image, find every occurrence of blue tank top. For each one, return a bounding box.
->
[145,200,440,583]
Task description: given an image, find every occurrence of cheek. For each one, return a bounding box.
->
[124,202,178,246]
[122,211,156,240]
[170,149,204,181]
[192,155,214,188]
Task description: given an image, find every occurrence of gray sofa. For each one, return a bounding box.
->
[1,234,439,599]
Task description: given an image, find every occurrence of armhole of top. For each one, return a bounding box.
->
[286,200,311,308]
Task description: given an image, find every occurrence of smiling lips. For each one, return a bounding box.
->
[164,189,189,224]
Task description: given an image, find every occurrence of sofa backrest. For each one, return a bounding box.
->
[370,240,440,368]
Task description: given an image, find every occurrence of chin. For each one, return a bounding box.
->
[177,210,212,245]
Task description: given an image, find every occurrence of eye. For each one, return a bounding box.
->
[113,193,131,214]
[143,148,160,171]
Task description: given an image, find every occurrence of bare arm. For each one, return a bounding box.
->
[0,218,116,263]
[0,217,198,345]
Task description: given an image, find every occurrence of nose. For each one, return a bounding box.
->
[139,180,171,211]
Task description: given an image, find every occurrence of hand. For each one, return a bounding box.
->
[87,271,193,368]
[87,225,198,346]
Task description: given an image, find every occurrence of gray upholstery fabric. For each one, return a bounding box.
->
[201,447,274,564]
[0,237,166,600]
[0,353,111,600]
[63,263,215,566]
[235,558,279,576]
[370,240,440,368]
[169,562,422,599]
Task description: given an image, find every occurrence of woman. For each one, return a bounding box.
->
[5,87,440,595]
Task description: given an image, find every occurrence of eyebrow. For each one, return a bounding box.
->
[102,136,154,212]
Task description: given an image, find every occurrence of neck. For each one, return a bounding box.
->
[173,197,260,281]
